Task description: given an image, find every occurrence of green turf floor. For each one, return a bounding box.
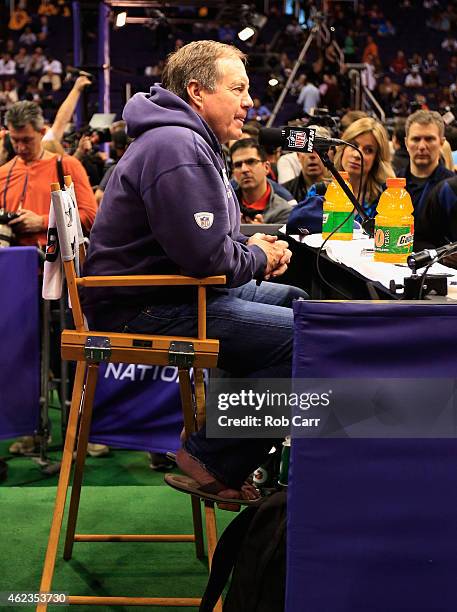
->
[0,408,232,611]
[0,405,169,488]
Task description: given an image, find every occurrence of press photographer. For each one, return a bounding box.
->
[72,130,107,186]
[0,101,97,247]
[68,113,118,186]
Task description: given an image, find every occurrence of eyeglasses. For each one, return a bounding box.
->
[232,157,263,170]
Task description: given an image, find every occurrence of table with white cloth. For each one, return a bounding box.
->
[283,230,457,300]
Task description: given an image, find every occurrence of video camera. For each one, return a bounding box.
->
[66,66,95,83]
[0,210,19,247]
[82,113,117,143]
[300,109,341,138]
[81,126,112,144]
[63,112,117,151]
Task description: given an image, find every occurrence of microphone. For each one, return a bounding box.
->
[407,242,457,270]
[259,126,346,153]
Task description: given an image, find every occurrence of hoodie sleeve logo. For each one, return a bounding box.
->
[194,212,214,230]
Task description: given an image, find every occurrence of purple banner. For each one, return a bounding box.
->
[0,247,40,439]
[287,300,457,612]
[90,362,184,453]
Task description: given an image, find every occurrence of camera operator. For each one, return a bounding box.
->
[72,121,113,187]
[94,129,131,205]
[73,132,103,186]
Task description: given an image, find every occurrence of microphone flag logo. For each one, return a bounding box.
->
[284,127,315,152]
[288,129,308,149]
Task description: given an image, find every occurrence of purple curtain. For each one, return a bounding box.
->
[0,247,40,439]
[287,300,457,612]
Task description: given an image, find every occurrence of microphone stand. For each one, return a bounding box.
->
[401,243,457,299]
[315,148,375,238]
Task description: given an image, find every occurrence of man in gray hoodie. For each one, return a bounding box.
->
[83,40,307,504]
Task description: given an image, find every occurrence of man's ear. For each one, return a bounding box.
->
[39,127,47,137]
[263,160,271,175]
[187,80,205,111]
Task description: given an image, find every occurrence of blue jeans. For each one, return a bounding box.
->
[123,280,308,487]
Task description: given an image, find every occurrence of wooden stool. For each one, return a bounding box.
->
[37,181,225,610]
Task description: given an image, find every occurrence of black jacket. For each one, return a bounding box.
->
[414,176,457,251]
[397,163,454,219]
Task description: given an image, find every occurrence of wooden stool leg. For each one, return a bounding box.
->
[178,368,206,559]
[178,368,196,437]
[194,368,206,430]
[191,368,205,559]
[191,496,204,559]
[205,502,223,612]
[37,361,87,612]
[63,364,99,560]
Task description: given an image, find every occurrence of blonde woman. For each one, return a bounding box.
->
[334,117,395,219]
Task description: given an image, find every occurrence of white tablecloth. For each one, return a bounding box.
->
[299,233,457,299]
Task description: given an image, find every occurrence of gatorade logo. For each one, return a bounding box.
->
[375,225,413,255]
[375,228,387,248]
[323,213,329,224]
[397,233,413,247]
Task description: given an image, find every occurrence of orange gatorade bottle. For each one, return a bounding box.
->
[374,177,414,263]
[321,171,354,241]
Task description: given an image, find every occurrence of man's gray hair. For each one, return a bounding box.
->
[405,110,444,138]
[161,40,246,102]
[5,101,45,132]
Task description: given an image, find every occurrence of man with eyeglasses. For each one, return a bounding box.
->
[231,138,293,224]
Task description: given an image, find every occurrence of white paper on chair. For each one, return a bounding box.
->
[42,198,63,300]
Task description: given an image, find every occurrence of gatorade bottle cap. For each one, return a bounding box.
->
[386,177,406,188]
[339,171,349,180]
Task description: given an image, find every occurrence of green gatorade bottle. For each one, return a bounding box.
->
[321,171,354,240]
